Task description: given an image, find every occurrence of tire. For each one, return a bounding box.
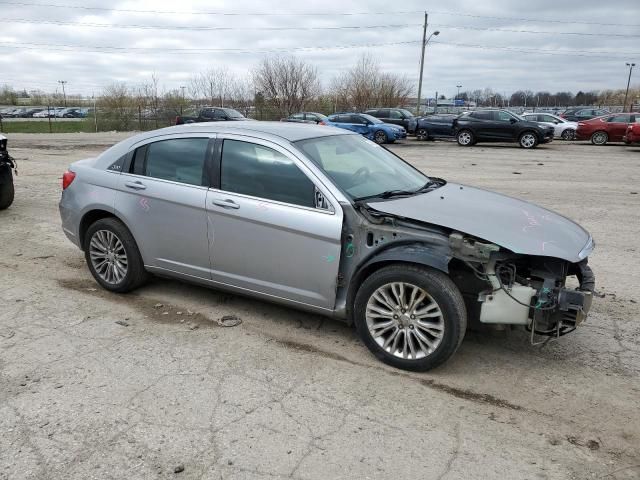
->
[519,131,539,149]
[561,128,575,141]
[354,264,467,371]
[83,217,148,293]
[416,128,429,141]
[0,167,14,210]
[456,129,474,147]
[374,130,388,144]
[591,131,608,145]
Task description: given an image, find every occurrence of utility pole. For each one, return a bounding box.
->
[416,13,428,117]
[415,15,440,116]
[624,63,635,112]
[58,80,67,107]
[180,86,186,115]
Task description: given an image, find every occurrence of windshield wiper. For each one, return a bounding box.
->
[353,178,445,203]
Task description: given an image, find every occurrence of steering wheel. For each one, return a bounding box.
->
[352,166,371,185]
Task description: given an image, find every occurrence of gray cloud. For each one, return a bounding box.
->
[1,0,638,97]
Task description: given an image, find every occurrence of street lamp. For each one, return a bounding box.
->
[623,62,635,112]
[456,84,462,103]
[415,15,439,117]
[57,80,67,107]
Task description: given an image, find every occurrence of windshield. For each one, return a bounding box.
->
[295,134,430,201]
[399,109,414,118]
[224,108,245,119]
[360,113,383,124]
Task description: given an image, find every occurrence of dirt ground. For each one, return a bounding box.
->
[1,132,639,480]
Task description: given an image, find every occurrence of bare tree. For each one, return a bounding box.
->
[190,67,234,107]
[253,55,320,117]
[99,83,137,130]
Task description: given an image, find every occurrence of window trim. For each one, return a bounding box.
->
[213,133,337,214]
[123,133,216,188]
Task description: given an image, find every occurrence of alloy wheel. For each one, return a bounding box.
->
[458,131,472,145]
[365,282,445,360]
[561,129,575,141]
[89,229,128,285]
[520,133,536,148]
[592,132,607,145]
[374,131,387,144]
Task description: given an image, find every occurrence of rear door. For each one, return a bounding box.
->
[205,135,343,310]
[115,135,213,278]
[606,114,633,141]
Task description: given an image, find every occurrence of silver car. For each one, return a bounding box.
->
[60,122,595,371]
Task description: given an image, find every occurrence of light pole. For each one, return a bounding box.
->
[623,63,635,112]
[57,80,67,107]
[180,86,186,115]
[456,85,462,101]
[415,12,439,116]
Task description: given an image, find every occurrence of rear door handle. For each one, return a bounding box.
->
[212,198,240,209]
[124,181,146,190]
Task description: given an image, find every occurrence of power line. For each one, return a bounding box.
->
[432,23,640,38]
[1,1,639,27]
[4,17,420,31]
[431,40,637,58]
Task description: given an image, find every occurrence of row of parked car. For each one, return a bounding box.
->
[0,107,90,118]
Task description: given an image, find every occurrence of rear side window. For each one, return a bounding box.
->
[608,114,630,123]
[470,112,492,120]
[291,113,304,120]
[220,140,315,208]
[130,138,209,186]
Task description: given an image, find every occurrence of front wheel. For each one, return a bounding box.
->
[0,167,14,210]
[354,264,467,371]
[591,131,608,145]
[84,217,148,293]
[456,129,474,146]
[374,130,388,144]
[519,132,538,149]
[561,128,575,141]
[416,128,429,141]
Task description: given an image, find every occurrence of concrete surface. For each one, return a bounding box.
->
[1,133,639,480]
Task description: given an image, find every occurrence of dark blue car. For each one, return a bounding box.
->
[415,114,458,141]
[325,113,406,144]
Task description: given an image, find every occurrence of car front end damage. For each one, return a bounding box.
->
[334,193,595,345]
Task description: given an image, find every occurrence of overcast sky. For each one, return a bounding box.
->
[1,0,638,98]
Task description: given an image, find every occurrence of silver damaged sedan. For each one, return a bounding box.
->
[60,122,595,371]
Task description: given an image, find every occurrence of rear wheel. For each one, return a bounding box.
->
[456,129,474,146]
[416,128,429,141]
[0,167,14,210]
[374,130,388,144]
[84,217,148,293]
[561,128,575,141]
[519,131,538,149]
[354,264,467,371]
[591,131,608,145]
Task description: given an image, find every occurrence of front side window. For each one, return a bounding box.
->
[220,140,315,208]
[496,111,515,122]
[296,134,429,201]
[291,113,304,120]
[131,138,209,186]
[389,110,403,119]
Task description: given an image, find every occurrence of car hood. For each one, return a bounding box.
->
[366,183,592,263]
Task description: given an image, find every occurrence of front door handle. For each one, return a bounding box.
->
[124,181,146,190]
[212,198,240,209]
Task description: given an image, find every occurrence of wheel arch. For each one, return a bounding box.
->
[78,209,138,252]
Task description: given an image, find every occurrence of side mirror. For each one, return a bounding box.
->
[553,120,560,124]
[509,118,517,124]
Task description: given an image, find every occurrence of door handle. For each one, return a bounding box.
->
[212,198,240,209]
[124,181,146,190]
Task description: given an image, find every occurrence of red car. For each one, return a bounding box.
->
[575,112,638,145]
[623,122,640,145]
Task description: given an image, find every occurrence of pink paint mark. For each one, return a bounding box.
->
[139,197,150,212]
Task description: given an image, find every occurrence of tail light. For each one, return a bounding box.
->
[318,121,326,125]
[62,170,76,190]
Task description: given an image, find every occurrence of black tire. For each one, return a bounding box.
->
[561,128,575,141]
[374,130,388,144]
[354,264,467,371]
[519,131,539,149]
[83,217,148,293]
[0,167,14,210]
[456,129,474,147]
[591,131,608,146]
[416,128,429,141]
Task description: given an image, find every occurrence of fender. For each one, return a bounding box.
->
[357,242,450,275]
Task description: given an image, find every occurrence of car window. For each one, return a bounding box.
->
[496,111,514,122]
[201,109,215,119]
[399,109,414,118]
[389,110,403,119]
[595,109,609,116]
[291,113,304,120]
[542,115,557,122]
[377,109,389,118]
[350,115,366,125]
[470,112,492,120]
[365,110,379,117]
[220,139,315,208]
[132,138,209,186]
[212,109,227,119]
[608,114,630,123]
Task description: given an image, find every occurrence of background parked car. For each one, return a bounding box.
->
[415,114,458,140]
[175,107,247,125]
[623,122,640,145]
[576,113,639,145]
[365,108,418,134]
[281,112,328,124]
[560,107,610,122]
[326,113,406,144]
[62,107,87,118]
[453,109,554,148]
[522,112,578,140]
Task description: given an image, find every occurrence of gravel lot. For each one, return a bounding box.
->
[1,132,639,480]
